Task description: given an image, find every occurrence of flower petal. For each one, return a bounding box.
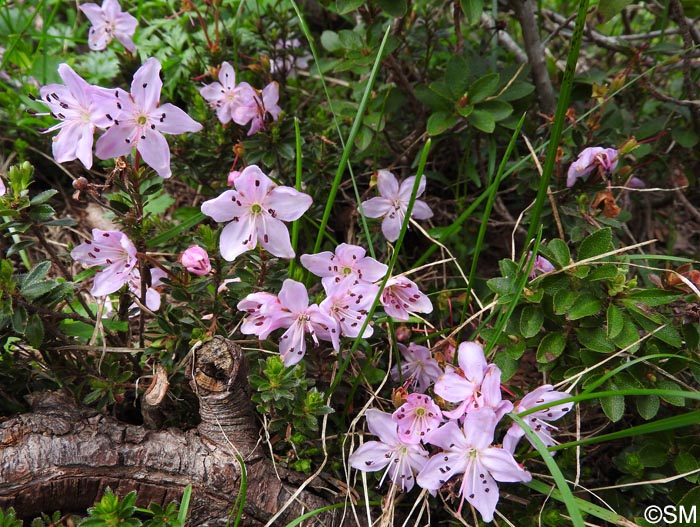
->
[376,169,399,198]
[278,279,309,313]
[359,196,391,218]
[201,190,242,222]
[480,448,532,483]
[265,186,312,221]
[137,127,171,178]
[153,103,203,134]
[381,213,402,242]
[219,215,256,261]
[95,122,135,160]
[257,215,295,258]
[131,57,162,112]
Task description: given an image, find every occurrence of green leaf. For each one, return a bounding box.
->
[672,126,699,148]
[606,304,624,339]
[576,327,616,353]
[624,289,682,307]
[544,239,571,267]
[22,260,51,286]
[320,30,342,52]
[578,228,613,261]
[468,109,495,133]
[536,332,567,363]
[520,305,544,338]
[375,0,407,17]
[553,289,576,315]
[30,189,58,205]
[427,111,458,136]
[597,0,633,22]
[336,0,363,14]
[459,0,483,25]
[21,280,59,301]
[500,80,535,101]
[588,263,618,281]
[25,314,44,348]
[652,324,682,348]
[677,487,700,524]
[486,276,514,296]
[674,452,699,483]
[567,292,603,320]
[476,99,513,121]
[455,102,474,118]
[468,73,500,103]
[601,392,625,422]
[612,315,641,351]
[446,56,470,99]
[656,379,685,406]
[636,395,659,420]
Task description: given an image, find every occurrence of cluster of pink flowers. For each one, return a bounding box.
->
[350,341,573,522]
[237,242,433,366]
[38,58,202,178]
[567,146,619,187]
[79,0,137,53]
[199,61,282,135]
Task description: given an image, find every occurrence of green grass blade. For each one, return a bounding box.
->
[289,116,303,276]
[176,485,192,526]
[148,211,205,247]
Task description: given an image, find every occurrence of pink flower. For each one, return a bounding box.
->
[127,267,167,312]
[349,409,429,492]
[527,252,555,279]
[380,275,433,321]
[233,81,282,135]
[70,229,138,297]
[359,170,433,242]
[0,177,5,197]
[270,38,311,77]
[272,279,339,367]
[200,165,312,261]
[390,343,442,393]
[503,385,573,454]
[301,243,388,290]
[417,409,531,522]
[180,245,211,275]
[566,147,618,187]
[79,0,138,53]
[237,291,286,339]
[433,341,488,420]
[319,279,377,338]
[199,62,257,125]
[94,57,203,178]
[392,393,443,445]
[227,170,241,186]
[39,64,111,169]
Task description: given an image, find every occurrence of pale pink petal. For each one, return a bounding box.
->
[58,64,92,108]
[463,460,500,522]
[348,441,393,472]
[137,127,171,178]
[457,341,488,383]
[91,262,132,296]
[131,58,162,112]
[234,165,275,203]
[480,448,532,483]
[199,81,224,103]
[376,169,399,198]
[153,103,203,134]
[219,62,236,90]
[300,251,334,277]
[266,186,312,221]
[219,215,256,261]
[79,3,104,26]
[278,279,309,314]
[381,213,402,242]
[410,200,433,220]
[95,122,137,159]
[463,408,498,451]
[257,216,294,258]
[359,196,391,218]
[398,175,426,201]
[200,190,242,222]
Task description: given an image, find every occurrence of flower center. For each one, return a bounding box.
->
[415,407,426,417]
[251,203,263,215]
[342,266,352,275]
[137,115,148,126]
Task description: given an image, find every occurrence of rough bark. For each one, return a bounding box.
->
[0,337,349,526]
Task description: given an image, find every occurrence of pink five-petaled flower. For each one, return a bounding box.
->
[390,342,442,394]
[39,64,112,169]
[127,267,167,312]
[180,245,211,276]
[95,57,203,179]
[198,62,257,125]
[319,279,377,339]
[392,393,443,445]
[200,165,312,261]
[301,243,388,290]
[349,409,429,492]
[237,291,286,339]
[233,82,282,136]
[434,341,491,420]
[527,252,555,279]
[417,408,532,522]
[79,0,138,53]
[380,275,433,321]
[273,279,339,367]
[566,147,619,187]
[503,384,573,454]
[359,170,433,242]
[70,229,138,297]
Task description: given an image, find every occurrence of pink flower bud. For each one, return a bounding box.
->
[180,245,211,275]
[227,170,241,186]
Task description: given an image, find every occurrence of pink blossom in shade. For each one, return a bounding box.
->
[94,57,203,179]
[319,279,377,339]
[233,81,282,136]
[270,38,311,77]
[0,177,5,197]
[433,341,489,420]
[127,267,167,312]
[199,62,257,125]
[79,0,138,53]
[180,245,211,276]
[348,409,429,492]
[273,279,340,367]
[227,170,241,186]
[392,393,443,445]
[417,408,531,523]
[237,291,286,339]
[503,385,573,454]
[70,229,138,297]
[359,170,433,242]
[566,147,619,187]
[527,252,555,279]
[39,64,112,169]
[301,243,388,290]
[380,275,433,321]
[200,165,312,261]
[390,343,442,393]
[625,176,645,189]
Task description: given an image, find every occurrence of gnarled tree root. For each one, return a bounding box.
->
[0,337,350,526]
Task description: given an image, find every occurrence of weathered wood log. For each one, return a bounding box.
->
[0,337,349,526]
